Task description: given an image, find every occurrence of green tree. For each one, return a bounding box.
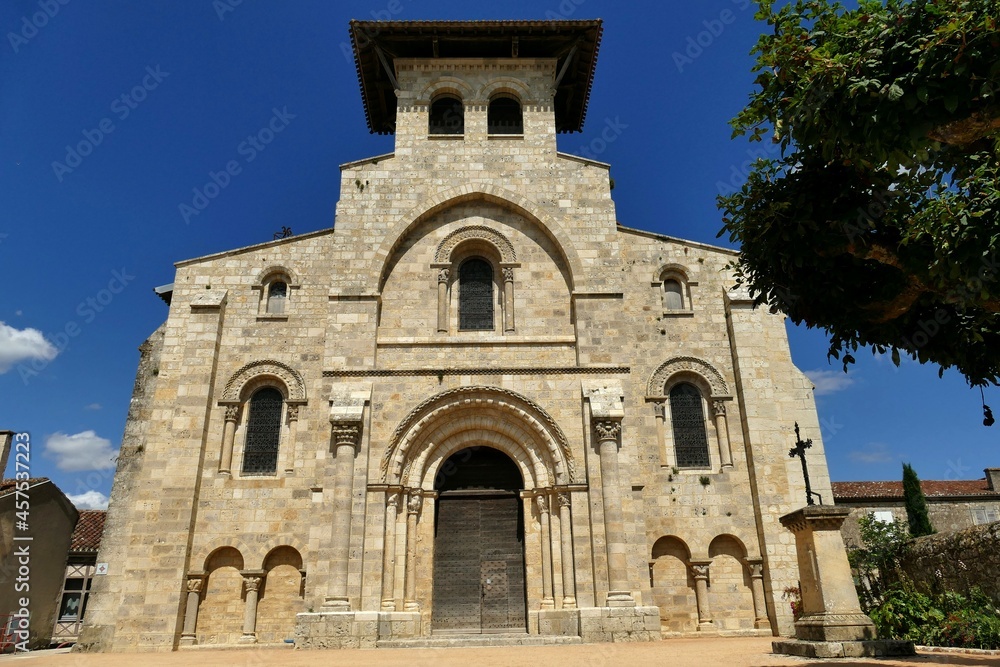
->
[847,512,911,610]
[719,0,1000,386]
[902,462,935,536]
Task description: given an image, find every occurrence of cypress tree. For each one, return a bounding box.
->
[902,463,935,537]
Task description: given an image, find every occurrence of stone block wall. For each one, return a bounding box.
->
[899,521,1000,605]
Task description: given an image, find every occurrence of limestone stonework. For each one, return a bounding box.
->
[76,20,836,651]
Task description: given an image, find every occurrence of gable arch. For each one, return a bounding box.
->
[221,360,307,403]
[370,184,584,292]
[418,76,475,104]
[479,78,533,104]
[647,356,730,398]
[435,225,517,264]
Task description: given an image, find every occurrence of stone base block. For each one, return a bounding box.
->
[794,612,877,642]
[579,606,661,643]
[773,639,915,659]
[295,610,420,649]
[538,609,580,637]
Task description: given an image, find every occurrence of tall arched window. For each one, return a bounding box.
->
[669,383,710,468]
[663,279,684,310]
[267,281,287,314]
[429,95,464,135]
[459,258,494,331]
[242,387,283,475]
[488,95,523,134]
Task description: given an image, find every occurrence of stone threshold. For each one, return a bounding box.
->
[377,633,583,649]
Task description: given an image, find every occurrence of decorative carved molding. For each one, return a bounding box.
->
[712,400,727,418]
[748,562,764,578]
[502,267,515,282]
[386,491,400,508]
[557,492,571,509]
[331,422,361,449]
[243,576,262,593]
[286,405,299,422]
[186,578,203,594]
[652,402,666,419]
[324,366,630,378]
[407,493,423,516]
[437,268,450,284]
[380,385,577,485]
[224,405,240,422]
[594,420,622,442]
[434,225,517,264]
[222,360,307,403]
[647,356,730,397]
[691,564,711,579]
[536,494,549,514]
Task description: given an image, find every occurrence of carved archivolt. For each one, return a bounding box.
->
[222,360,307,403]
[647,356,729,397]
[434,225,517,264]
[380,385,577,487]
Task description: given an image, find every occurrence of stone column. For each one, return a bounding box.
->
[537,493,555,609]
[179,574,203,645]
[594,419,634,605]
[779,506,876,642]
[323,421,360,609]
[502,267,515,332]
[403,492,423,611]
[381,490,401,610]
[219,405,239,475]
[239,573,263,643]
[556,491,577,608]
[653,401,673,468]
[746,558,771,630]
[690,560,715,630]
[436,268,449,333]
[712,400,733,469]
[283,405,299,475]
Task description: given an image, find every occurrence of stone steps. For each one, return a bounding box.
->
[377,633,583,649]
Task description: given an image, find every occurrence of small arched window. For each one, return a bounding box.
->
[429,95,464,135]
[242,387,283,475]
[267,281,287,314]
[663,279,684,310]
[488,95,523,134]
[459,258,494,331]
[669,383,710,468]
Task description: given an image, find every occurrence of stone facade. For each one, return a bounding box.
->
[77,20,834,651]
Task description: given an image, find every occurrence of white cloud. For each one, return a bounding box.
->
[44,430,118,472]
[849,442,896,464]
[67,490,109,510]
[84,403,102,411]
[805,369,855,396]
[0,321,58,373]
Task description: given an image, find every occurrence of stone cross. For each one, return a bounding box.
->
[788,422,822,506]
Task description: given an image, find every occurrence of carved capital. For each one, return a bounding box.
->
[437,268,450,284]
[691,564,711,580]
[502,267,515,282]
[224,405,240,422]
[243,575,262,593]
[407,493,423,516]
[186,577,203,594]
[653,402,666,419]
[712,400,727,418]
[386,490,400,509]
[749,562,764,578]
[594,419,622,443]
[330,421,361,449]
[536,494,549,514]
[557,492,571,509]
[286,404,299,422]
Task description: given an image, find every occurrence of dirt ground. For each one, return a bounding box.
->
[2,638,999,667]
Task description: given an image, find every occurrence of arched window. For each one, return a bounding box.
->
[663,279,684,310]
[669,383,710,468]
[459,258,494,331]
[267,281,287,315]
[242,387,283,475]
[488,95,523,134]
[429,95,464,135]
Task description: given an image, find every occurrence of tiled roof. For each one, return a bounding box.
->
[70,510,106,552]
[832,479,999,500]
[0,477,49,497]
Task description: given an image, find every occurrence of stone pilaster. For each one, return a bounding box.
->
[219,404,239,475]
[594,419,634,605]
[324,421,360,610]
[403,491,423,611]
[537,493,555,609]
[239,572,264,643]
[283,404,299,475]
[556,491,577,609]
[691,560,715,631]
[179,574,203,645]
[746,558,771,630]
[436,268,449,333]
[380,489,401,610]
[502,266,515,332]
[712,400,733,469]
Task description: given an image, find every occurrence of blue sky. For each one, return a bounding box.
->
[1,1,995,509]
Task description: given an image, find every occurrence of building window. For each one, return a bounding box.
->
[53,561,96,641]
[488,95,523,134]
[267,281,287,314]
[242,387,283,475]
[459,258,494,331]
[663,279,684,310]
[972,507,999,525]
[429,94,464,135]
[669,382,710,468]
[872,511,895,524]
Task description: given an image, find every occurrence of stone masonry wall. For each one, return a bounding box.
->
[899,521,1000,606]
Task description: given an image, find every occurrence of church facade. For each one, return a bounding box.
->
[78,19,832,651]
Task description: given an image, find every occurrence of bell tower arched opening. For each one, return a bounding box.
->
[431,446,527,634]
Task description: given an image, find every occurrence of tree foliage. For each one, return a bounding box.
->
[848,513,911,609]
[720,0,1000,386]
[902,462,936,536]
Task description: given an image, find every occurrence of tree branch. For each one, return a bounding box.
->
[927,109,1000,146]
